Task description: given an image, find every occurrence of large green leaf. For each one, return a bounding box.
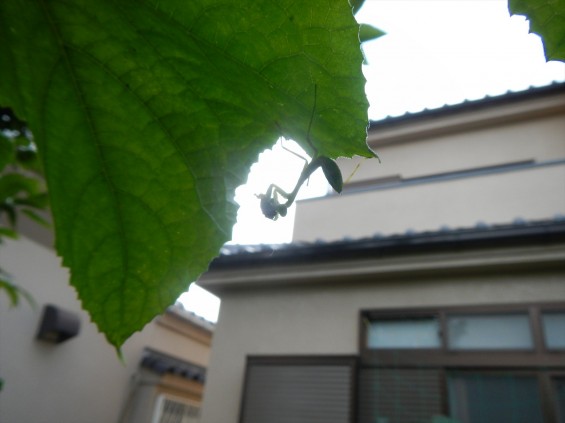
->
[0,0,370,347]
[509,0,565,61]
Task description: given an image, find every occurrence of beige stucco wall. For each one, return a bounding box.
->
[294,113,565,242]
[200,267,565,423]
[348,114,565,181]
[295,163,565,241]
[0,236,209,423]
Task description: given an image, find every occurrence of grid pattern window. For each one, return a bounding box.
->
[448,373,544,423]
[152,395,200,423]
[359,303,565,423]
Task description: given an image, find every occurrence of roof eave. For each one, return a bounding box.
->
[199,220,565,295]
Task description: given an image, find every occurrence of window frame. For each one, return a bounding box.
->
[360,302,565,368]
[151,393,200,423]
[359,302,565,423]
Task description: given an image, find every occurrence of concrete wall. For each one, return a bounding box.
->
[0,236,209,423]
[200,267,565,423]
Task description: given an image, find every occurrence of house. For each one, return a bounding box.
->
[197,83,565,423]
[0,228,213,423]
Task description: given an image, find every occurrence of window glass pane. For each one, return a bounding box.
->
[542,312,565,349]
[554,378,565,423]
[359,368,443,423]
[447,314,533,350]
[448,373,544,423]
[367,317,441,349]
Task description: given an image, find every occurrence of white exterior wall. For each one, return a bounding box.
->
[201,268,565,423]
[0,237,209,423]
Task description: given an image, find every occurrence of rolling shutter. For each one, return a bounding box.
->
[240,356,356,423]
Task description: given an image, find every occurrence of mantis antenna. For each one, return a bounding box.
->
[257,85,344,220]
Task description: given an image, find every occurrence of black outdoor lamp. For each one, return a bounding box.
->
[36,304,81,344]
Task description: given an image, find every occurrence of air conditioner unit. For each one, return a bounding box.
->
[151,394,200,423]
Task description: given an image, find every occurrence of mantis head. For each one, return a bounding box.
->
[256,193,288,220]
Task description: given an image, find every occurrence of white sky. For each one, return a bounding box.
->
[358,0,565,120]
[180,0,565,322]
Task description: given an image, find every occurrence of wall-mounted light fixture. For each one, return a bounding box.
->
[36,304,80,344]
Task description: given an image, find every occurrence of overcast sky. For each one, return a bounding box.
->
[358,0,565,120]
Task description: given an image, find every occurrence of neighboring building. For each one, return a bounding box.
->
[295,82,565,241]
[198,83,565,423]
[0,231,213,423]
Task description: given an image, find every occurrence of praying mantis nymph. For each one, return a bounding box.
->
[256,86,344,220]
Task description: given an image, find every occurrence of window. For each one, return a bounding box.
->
[360,303,565,423]
[367,317,441,349]
[542,312,565,350]
[447,313,533,350]
[448,373,544,423]
[152,394,200,423]
[239,356,356,423]
[359,367,443,423]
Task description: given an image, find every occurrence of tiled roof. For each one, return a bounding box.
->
[141,347,207,383]
[167,304,216,331]
[369,81,565,127]
[214,216,565,268]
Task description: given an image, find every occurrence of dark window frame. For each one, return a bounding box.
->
[551,372,565,423]
[359,302,565,423]
[360,302,565,368]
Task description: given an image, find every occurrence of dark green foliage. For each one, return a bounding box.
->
[0,108,46,307]
[509,0,565,61]
[0,0,370,348]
